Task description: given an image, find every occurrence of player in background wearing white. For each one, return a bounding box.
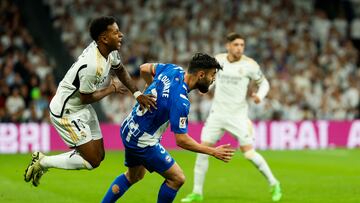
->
[181,33,282,202]
[24,16,156,187]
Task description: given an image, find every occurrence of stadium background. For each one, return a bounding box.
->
[0,0,360,202]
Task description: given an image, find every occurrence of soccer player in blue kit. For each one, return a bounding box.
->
[102,53,235,203]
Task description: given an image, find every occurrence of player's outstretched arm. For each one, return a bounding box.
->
[140,63,156,86]
[79,80,119,104]
[114,63,156,110]
[114,63,141,93]
[175,133,235,162]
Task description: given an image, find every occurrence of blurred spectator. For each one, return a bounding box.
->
[42,0,359,122]
[1,0,359,123]
[0,0,56,122]
[351,17,360,48]
[5,87,25,122]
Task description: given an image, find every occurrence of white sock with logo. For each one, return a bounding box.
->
[244,149,278,186]
[40,150,93,170]
[193,153,209,195]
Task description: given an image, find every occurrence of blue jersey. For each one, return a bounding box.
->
[121,63,190,149]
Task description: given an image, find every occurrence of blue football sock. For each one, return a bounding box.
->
[157,182,178,203]
[102,174,131,203]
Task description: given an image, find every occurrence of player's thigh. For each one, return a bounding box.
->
[201,114,225,144]
[87,106,104,154]
[50,106,104,157]
[143,144,175,174]
[159,162,184,183]
[50,110,92,147]
[87,106,102,140]
[225,117,255,146]
[76,138,104,161]
[124,148,143,169]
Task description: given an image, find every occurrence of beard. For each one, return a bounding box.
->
[197,79,210,93]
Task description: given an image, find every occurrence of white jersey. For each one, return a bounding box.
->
[211,53,266,117]
[49,41,121,117]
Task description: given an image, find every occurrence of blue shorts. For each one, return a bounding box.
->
[124,143,175,173]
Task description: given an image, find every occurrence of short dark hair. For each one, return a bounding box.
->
[89,16,117,41]
[226,32,244,42]
[188,53,222,74]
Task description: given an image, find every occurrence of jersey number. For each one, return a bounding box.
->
[71,119,84,131]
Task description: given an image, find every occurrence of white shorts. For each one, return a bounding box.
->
[50,105,102,147]
[201,113,254,146]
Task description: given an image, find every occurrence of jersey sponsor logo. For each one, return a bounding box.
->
[80,131,86,138]
[165,155,172,163]
[96,76,107,88]
[179,117,187,129]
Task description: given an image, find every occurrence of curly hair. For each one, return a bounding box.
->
[89,16,117,41]
[188,53,222,73]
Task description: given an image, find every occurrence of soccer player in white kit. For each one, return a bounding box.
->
[182,33,282,202]
[24,16,156,187]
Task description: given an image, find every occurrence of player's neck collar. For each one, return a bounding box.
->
[95,42,110,60]
[227,54,242,63]
[182,83,189,93]
[183,73,191,93]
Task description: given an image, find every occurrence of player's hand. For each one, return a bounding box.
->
[212,144,235,162]
[110,78,127,94]
[251,93,261,104]
[137,94,157,112]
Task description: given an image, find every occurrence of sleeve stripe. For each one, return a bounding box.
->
[255,76,264,84]
[180,94,189,101]
[111,63,121,69]
[151,63,156,76]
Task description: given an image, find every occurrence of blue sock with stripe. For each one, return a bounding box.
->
[157,182,178,203]
[102,174,131,203]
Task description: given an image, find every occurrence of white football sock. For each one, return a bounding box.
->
[193,153,209,195]
[40,150,93,170]
[244,149,278,186]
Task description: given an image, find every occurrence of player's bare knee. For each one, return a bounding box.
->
[125,171,144,184]
[170,173,186,188]
[87,157,103,168]
[89,161,100,168]
[178,173,186,186]
[132,173,145,183]
[138,171,145,181]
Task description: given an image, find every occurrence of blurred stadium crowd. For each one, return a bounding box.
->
[0,0,57,123]
[1,0,360,123]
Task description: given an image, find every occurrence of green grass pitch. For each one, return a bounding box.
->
[1,149,359,203]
